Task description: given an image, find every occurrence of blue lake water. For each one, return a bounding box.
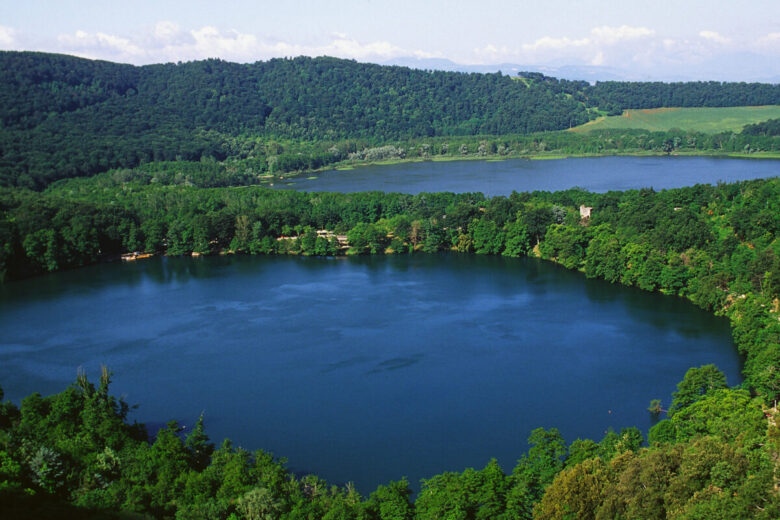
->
[280,156,779,195]
[0,254,742,492]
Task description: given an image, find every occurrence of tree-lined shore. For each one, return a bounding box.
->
[1,177,778,518]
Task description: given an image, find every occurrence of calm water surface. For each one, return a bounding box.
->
[0,254,741,492]
[281,156,779,195]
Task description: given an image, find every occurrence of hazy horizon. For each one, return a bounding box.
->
[2,0,779,82]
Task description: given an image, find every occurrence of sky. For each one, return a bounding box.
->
[2,0,779,81]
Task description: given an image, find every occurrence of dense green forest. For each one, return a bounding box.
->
[585,81,780,115]
[2,52,780,189]
[743,118,780,136]
[0,369,776,519]
[0,52,590,188]
[1,177,779,518]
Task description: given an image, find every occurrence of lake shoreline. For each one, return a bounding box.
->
[274,153,780,195]
[263,149,780,184]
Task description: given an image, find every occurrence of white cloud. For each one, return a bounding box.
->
[699,30,731,44]
[754,32,780,54]
[189,26,259,58]
[52,25,438,65]
[322,37,402,59]
[521,35,590,52]
[57,30,145,59]
[590,25,655,44]
[590,51,605,66]
[12,22,779,80]
[511,25,653,57]
[0,26,18,48]
[153,21,182,42]
[474,25,656,66]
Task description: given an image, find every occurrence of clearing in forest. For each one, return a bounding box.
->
[570,105,780,134]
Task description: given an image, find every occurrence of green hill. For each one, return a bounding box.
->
[2,52,780,189]
[0,52,591,188]
[571,106,780,133]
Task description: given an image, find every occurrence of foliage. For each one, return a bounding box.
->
[742,117,780,136]
[586,81,780,111]
[669,389,767,443]
[668,364,728,416]
[0,51,592,188]
[1,370,777,519]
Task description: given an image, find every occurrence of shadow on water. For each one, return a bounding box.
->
[0,260,144,305]
[367,354,425,374]
[321,356,373,373]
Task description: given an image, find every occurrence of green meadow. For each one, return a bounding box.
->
[572,105,780,133]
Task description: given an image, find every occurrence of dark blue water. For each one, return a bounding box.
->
[281,156,779,195]
[0,254,742,492]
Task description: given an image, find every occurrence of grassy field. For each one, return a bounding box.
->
[571,106,780,134]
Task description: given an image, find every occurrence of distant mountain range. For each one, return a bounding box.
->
[381,57,628,82]
[382,54,780,84]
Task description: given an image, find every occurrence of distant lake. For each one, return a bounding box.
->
[280,156,779,195]
[0,254,742,493]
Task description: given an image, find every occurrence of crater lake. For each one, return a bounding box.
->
[0,253,742,492]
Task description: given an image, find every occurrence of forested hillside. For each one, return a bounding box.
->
[586,80,780,115]
[3,52,780,189]
[0,52,590,188]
